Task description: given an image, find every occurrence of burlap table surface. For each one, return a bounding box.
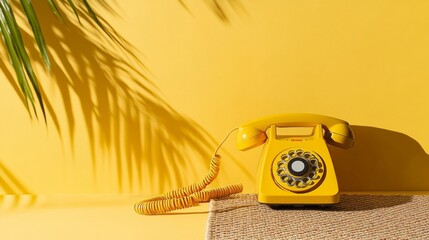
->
[206,194,429,239]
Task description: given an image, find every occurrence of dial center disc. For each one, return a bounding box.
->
[288,158,309,176]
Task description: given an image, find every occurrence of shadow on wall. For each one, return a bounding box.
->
[330,126,429,192]
[0,161,38,209]
[179,0,246,23]
[0,161,30,194]
[0,1,251,193]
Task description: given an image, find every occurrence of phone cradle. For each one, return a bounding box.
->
[257,124,340,205]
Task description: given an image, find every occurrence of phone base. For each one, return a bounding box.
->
[267,204,333,210]
[257,193,340,205]
[256,124,341,206]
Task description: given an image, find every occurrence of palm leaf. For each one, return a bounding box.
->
[1,0,234,121]
[65,0,80,22]
[19,1,59,120]
[0,0,112,120]
[46,0,64,21]
[0,0,38,116]
[80,0,105,31]
[21,0,52,71]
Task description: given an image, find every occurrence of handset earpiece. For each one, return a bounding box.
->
[236,127,267,151]
[325,123,355,149]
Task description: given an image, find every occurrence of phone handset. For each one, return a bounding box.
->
[236,113,354,151]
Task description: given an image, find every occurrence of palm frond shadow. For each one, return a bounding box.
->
[0,1,251,193]
[0,161,30,194]
[0,161,38,209]
[180,0,246,23]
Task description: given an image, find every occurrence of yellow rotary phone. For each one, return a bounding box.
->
[135,113,354,215]
[237,113,355,205]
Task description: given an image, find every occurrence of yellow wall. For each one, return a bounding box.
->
[0,0,428,195]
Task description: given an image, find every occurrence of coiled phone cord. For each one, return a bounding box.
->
[134,128,243,215]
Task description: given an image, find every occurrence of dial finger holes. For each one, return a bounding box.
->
[288,150,295,157]
[309,159,318,166]
[281,154,288,160]
[302,177,312,185]
[304,152,312,159]
[308,171,318,180]
[277,161,286,168]
[286,178,295,186]
[296,149,303,156]
[277,167,286,176]
[295,179,306,188]
[280,175,288,182]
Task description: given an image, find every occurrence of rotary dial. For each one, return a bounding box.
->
[272,148,325,192]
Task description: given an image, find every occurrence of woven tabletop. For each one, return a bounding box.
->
[206,194,429,239]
